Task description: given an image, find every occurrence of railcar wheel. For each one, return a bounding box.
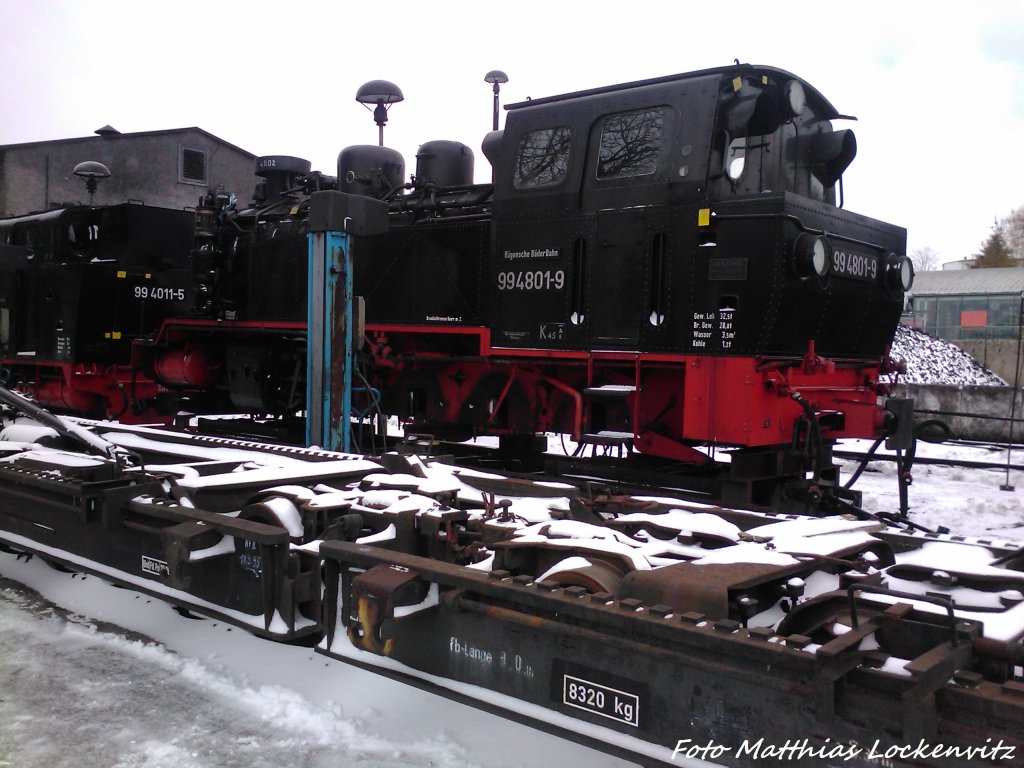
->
[537,557,624,595]
[40,557,77,574]
[238,495,305,542]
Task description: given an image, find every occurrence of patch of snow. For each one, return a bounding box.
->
[0,555,628,768]
[0,420,60,443]
[536,556,595,583]
[615,510,742,541]
[174,459,380,490]
[1,448,108,468]
[255,496,304,538]
[188,535,236,561]
[356,524,397,545]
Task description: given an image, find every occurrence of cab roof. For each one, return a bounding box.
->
[505,63,844,121]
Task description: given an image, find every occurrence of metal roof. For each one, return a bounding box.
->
[505,63,842,119]
[0,127,255,159]
[909,268,1024,297]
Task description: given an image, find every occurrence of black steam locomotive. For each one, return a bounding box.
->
[0,63,912,506]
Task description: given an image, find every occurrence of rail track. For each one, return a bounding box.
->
[834,437,1023,474]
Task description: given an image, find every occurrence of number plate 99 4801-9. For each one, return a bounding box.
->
[831,248,879,282]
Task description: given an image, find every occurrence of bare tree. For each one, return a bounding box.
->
[999,204,1024,263]
[910,246,940,272]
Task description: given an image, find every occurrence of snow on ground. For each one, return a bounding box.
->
[887,323,1006,386]
[0,558,633,768]
[837,438,1023,539]
[0,584,446,768]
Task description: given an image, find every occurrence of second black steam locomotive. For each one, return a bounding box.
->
[0,63,912,506]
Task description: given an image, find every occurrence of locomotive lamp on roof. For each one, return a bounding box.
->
[72,160,111,205]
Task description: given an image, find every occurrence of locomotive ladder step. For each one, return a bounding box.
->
[579,430,634,446]
[584,384,637,398]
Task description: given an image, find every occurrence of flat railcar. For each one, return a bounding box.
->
[0,406,1019,767]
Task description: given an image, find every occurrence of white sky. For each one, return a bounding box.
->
[1,0,1022,266]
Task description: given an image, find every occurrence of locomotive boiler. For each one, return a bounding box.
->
[0,63,914,509]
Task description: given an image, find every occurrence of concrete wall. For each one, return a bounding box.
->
[898,383,1024,443]
[954,338,1024,386]
[0,130,256,215]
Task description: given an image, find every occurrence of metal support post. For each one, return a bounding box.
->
[305,191,389,453]
[1001,291,1023,492]
[306,229,353,452]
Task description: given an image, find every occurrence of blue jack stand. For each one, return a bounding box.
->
[307,228,352,452]
[305,192,388,452]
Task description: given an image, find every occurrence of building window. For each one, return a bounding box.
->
[910,296,937,335]
[989,296,1021,338]
[180,147,208,185]
[959,297,988,339]
[936,297,961,340]
[913,293,1022,341]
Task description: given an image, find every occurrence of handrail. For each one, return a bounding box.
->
[846,583,959,646]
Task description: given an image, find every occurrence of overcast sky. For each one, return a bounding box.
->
[1,0,1022,266]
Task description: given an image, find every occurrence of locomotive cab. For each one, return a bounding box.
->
[488,72,718,349]
[449,64,912,496]
[487,64,908,359]
[0,205,194,362]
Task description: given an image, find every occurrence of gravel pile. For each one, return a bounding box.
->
[887,324,1006,386]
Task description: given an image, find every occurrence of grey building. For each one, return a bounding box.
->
[906,269,1024,340]
[0,126,257,216]
[904,267,1024,384]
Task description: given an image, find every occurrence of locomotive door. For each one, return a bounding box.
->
[589,208,647,347]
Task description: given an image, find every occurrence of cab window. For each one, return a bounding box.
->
[725,136,746,180]
[597,109,664,179]
[513,127,573,189]
[67,216,101,258]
